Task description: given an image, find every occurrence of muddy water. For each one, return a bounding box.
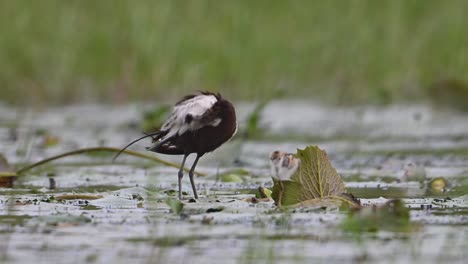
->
[0,101,467,264]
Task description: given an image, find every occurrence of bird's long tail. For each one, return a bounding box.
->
[112,131,162,162]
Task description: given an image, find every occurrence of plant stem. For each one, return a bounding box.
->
[16,147,207,176]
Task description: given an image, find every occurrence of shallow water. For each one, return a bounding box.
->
[0,101,467,263]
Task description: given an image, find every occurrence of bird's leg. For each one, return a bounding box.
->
[188,154,201,199]
[178,154,188,200]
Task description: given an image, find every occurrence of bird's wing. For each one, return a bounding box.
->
[158,94,220,141]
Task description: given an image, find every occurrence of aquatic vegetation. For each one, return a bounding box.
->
[255,187,272,199]
[3,1,468,107]
[16,146,206,176]
[165,198,184,215]
[219,174,244,183]
[341,199,413,233]
[428,177,449,194]
[271,146,359,208]
[215,168,250,183]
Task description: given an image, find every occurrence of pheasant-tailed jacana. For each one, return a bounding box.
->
[269,151,300,206]
[269,151,300,181]
[114,92,237,199]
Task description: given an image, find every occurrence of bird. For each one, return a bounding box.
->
[113,91,237,199]
[269,151,300,181]
[269,151,300,207]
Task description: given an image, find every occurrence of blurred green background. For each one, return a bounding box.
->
[1,0,468,106]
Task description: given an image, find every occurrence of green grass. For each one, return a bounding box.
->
[1,0,468,105]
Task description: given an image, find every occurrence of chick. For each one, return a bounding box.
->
[269,151,300,181]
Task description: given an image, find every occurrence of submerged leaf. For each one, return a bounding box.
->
[165,198,184,214]
[341,200,413,233]
[271,146,348,207]
[217,168,250,182]
[219,174,244,183]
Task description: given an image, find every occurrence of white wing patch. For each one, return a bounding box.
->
[158,94,218,142]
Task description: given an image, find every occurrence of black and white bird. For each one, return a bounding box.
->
[114,91,237,199]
